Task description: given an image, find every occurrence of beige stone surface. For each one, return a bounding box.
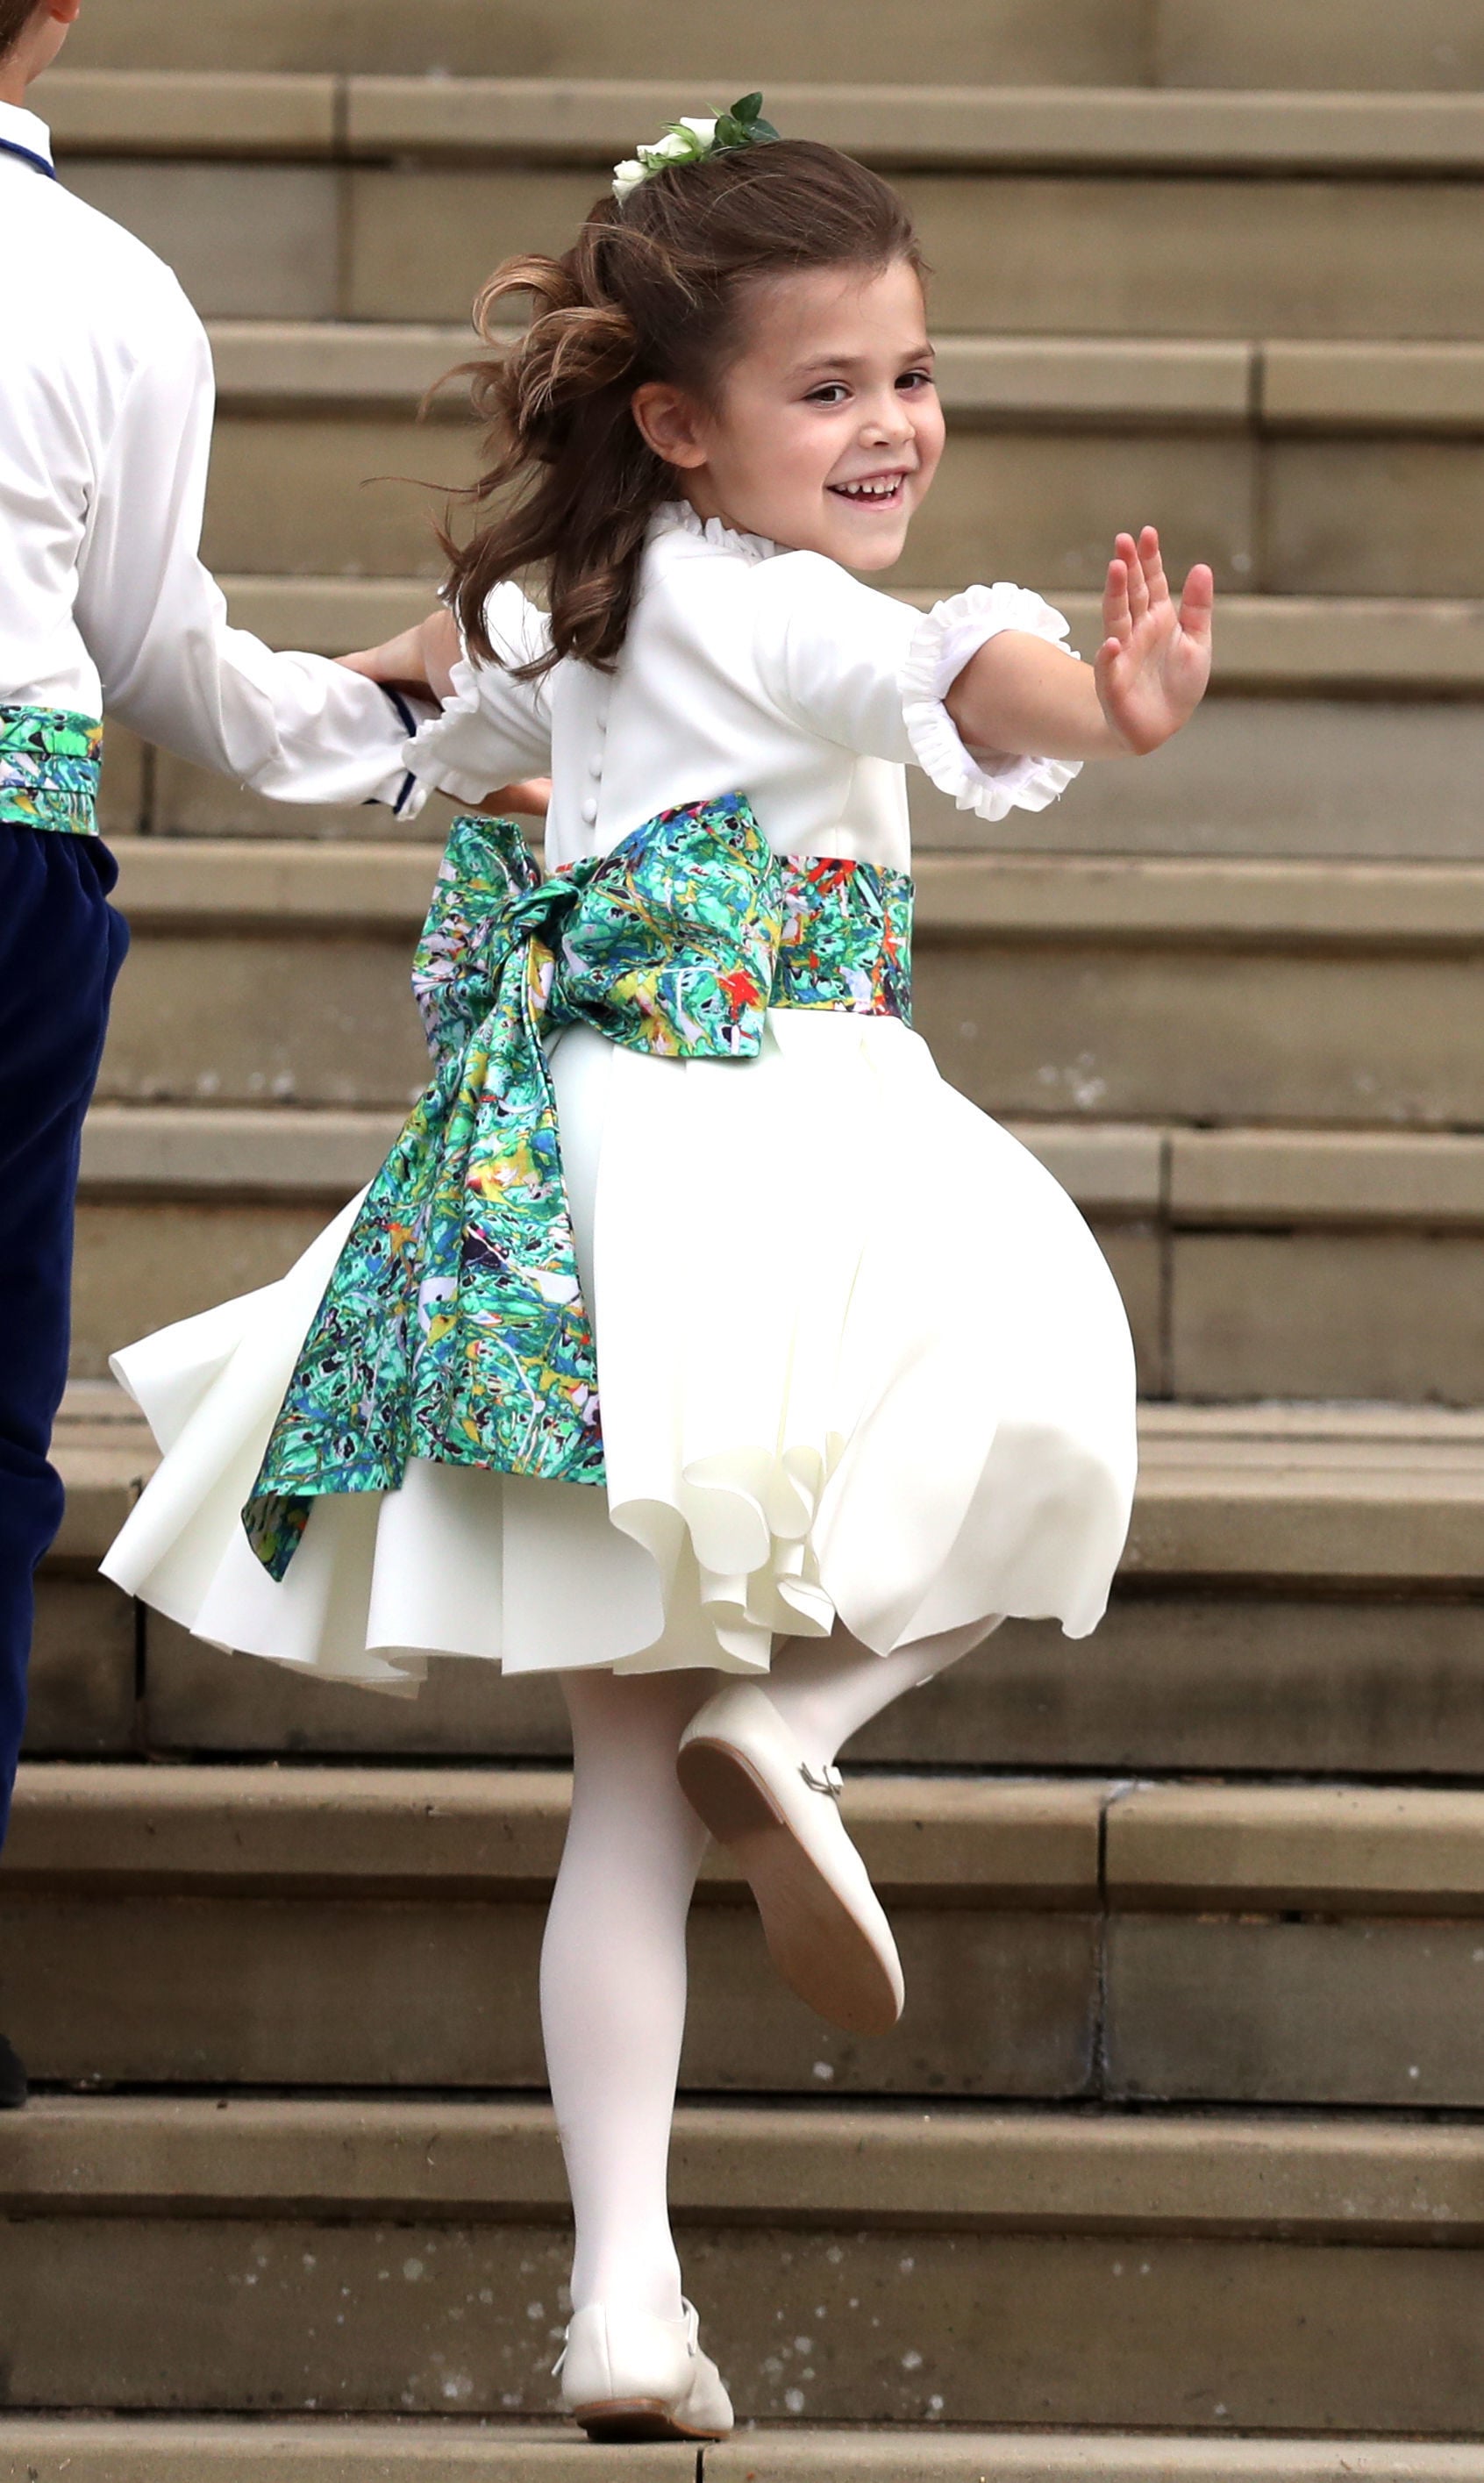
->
[132,1594,1484,1780]
[9,2208,1484,2426]
[97,728,146,838]
[71,1201,329,1377]
[1266,440,1484,599]
[0,1888,1097,2098]
[151,752,449,843]
[1157,0,1484,90]
[711,2444,1484,2483]
[208,574,1484,687]
[1108,1915,1484,2106]
[200,418,1254,592]
[18,2425,1478,2483]
[14,2091,1484,2230]
[1170,1231,1484,1404]
[110,838,441,924]
[20,1580,137,1756]
[1264,341,1484,432]
[918,947,1484,1129]
[46,70,338,151]
[340,167,1484,338]
[141,1617,571,1757]
[894,431,1255,595]
[849,1595,1484,1779]
[0,2422,696,2483]
[4,1764,1102,1899]
[79,1106,401,1196]
[912,699,1484,860]
[94,937,429,1108]
[63,163,339,320]
[1171,1130,1484,1227]
[202,417,479,579]
[62,0,1147,82]
[1108,1781,1484,1911]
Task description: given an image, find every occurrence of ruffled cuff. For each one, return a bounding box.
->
[900,582,1083,822]
[401,652,512,808]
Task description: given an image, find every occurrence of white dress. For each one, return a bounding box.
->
[102,504,1138,1689]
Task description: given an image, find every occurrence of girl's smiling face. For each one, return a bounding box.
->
[631,257,944,569]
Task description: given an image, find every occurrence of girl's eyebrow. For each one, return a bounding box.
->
[787,340,936,382]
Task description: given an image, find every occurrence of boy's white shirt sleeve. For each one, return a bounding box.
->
[72,283,419,811]
[758,551,1082,824]
[403,582,555,803]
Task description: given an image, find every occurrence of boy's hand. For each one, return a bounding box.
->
[1095,528,1213,755]
[338,608,462,703]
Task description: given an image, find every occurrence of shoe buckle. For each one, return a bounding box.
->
[799,1759,844,1801]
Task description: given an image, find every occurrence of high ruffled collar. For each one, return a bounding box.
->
[650,500,778,564]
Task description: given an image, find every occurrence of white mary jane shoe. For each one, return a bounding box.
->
[553,2297,733,2443]
[677,1680,904,2037]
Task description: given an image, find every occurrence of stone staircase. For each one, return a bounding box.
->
[8,2,1484,2472]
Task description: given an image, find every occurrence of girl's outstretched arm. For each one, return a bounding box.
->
[945,526,1214,762]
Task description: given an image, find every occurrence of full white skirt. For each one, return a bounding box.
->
[102,1012,1138,1689]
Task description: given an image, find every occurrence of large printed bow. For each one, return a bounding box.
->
[243,794,797,1578]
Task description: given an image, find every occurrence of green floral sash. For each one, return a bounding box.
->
[0,704,103,837]
[244,793,912,1579]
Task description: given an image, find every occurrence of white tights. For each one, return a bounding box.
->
[539,1615,994,2317]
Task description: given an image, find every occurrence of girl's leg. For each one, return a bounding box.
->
[540,1665,714,2320]
[761,1616,1001,1771]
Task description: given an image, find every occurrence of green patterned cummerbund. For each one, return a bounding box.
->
[0,703,103,837]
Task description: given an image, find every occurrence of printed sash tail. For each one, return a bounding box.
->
[245,793,911,1578]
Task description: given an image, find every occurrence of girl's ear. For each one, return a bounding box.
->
[631,381,710,471]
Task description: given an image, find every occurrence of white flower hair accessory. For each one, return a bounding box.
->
[612,92,781,204]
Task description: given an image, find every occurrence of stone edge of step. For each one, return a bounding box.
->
[100,838,1484,939]
[209,580,1484,687]
[0,1763,1104,1904]
[40,74,1484,175]
[4,2419,1484,2482]
[196,325,1484,435]
[6,2092,1484,2238]
[74,1107,1484,1233]
[13,1761,1484,1917]
[46,1396,1484,1582]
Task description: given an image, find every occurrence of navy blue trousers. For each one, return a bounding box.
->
[0,827,129,1848]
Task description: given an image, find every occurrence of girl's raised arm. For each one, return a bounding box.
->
[945,526,1213,764]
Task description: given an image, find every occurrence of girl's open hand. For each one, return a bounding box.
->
[1095,528,1213,754]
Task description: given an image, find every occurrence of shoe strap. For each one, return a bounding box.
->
[553,2301,701,2377]
[799,1759,844,1800]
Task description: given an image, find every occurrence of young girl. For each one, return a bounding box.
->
[103,111,1212,2445]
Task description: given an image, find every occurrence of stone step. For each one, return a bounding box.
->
[31,1397,1484,1782]
[91,842,1484,1139]
[62,1104,1484,1405]
[42,86,1484,335]
[11,1761,1484,2107]
[195,321,1484,435]
[45,75,1484,170]
[184,382,1484,606]
[56,0,1484,89]
[6,2094,1484,2429]
[6,2429,1484,2483]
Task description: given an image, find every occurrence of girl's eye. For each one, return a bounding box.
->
[805,384,851,406]
[897,368,934,393]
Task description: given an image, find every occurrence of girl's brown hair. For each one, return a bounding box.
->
[442,139,923,677]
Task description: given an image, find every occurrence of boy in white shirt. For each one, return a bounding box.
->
[0,0,427,2108]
